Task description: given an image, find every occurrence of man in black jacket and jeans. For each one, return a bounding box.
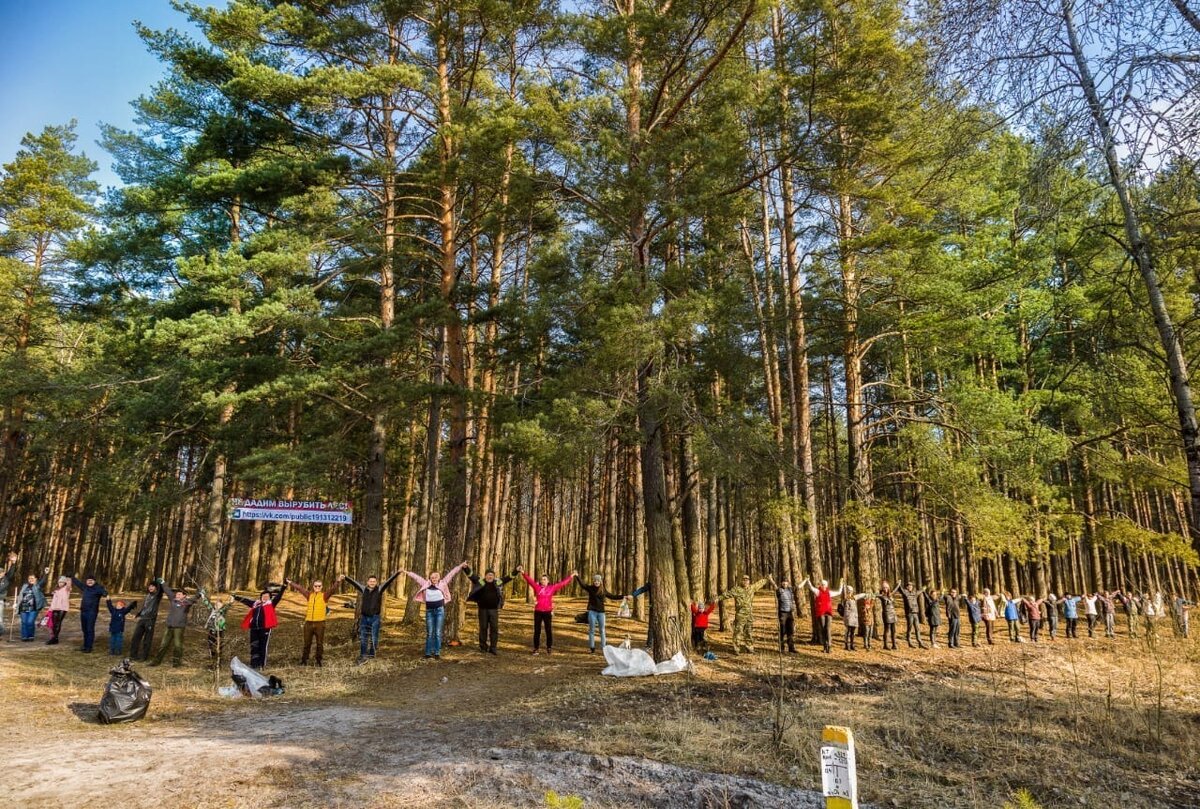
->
[466,566,517,654]
[344,570,401,663]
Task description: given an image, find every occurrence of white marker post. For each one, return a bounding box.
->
[820,725,858,809]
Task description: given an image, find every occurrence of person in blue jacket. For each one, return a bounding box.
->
[16,568,48,641]
[1061,593,1081,638]
[105,598,138,655]
[72,574,108,653]
[1002,592,1022,642]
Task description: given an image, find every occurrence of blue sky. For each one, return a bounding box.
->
[0,0,199,189]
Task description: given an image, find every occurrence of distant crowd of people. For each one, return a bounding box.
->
[702,574,1194,655]
[0,550,1193,670]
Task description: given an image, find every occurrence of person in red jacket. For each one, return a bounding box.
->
[690,601,716,652]
[233,586,284,669]
[805,576,845,654]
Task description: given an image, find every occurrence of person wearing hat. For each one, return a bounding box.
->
[47,575,72,645]
[574,571,627,654]
[71,573,108,653]
[465,564,519,655]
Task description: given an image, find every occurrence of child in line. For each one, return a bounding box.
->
[690,600,716,652]
[105,598,138,655]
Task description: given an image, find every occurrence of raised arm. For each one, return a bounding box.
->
[829,580,845,598]
[344,576,364,593]
[549,573,575,594]
[232,593,255,607]
[287,580,312,599]
[159,579,177,601]
[379,570,402,590]
[522,572,537,589]
[403,570,429,589]
[442,561,468,586]
[269,586,285,606]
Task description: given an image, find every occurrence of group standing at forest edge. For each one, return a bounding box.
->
[0,551,1195,668]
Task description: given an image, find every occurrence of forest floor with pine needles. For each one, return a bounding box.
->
[2,593,1199,808]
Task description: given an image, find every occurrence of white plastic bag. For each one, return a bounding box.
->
[230,655,270,698]
[601,646,691,677]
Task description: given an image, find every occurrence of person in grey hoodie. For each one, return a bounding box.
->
[129,581,165,661]
[149,580,197,667]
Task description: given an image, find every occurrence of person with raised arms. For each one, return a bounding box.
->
[46,576,72,646]
[574,572,626,655]
[719,573,775,655]
[128,580,165,661]
[403,561,468,660]
[877,581,899,650]
[804,576,844,654]
[465,565,519,654]
[149,579,198,667]
[287,576,341,666]
[341,570,402,664]
[896,582,924,649]
[71,573,108,653]
[233,585,284,670]
[15,567,48,641]
[520,566,574,655]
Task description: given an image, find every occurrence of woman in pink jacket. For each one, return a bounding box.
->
[519,566,575,655]
[47,576,72,645]
[403,560,468,660]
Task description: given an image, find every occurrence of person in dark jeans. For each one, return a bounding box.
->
[129,581,164,661]
[878,582,898,650]
[964,592,982,647]
[342,570,401,664]
[17,568,48,641]
[921,587,943,648]
[941,588,962,649]
[776,579,797,653]
[466,566,517,654]
[233,586,285,669]
[105,598,138,655]
[897,582,924,648]
[71,574,108,653]
[574,572,626,654]
[521,567,574,655]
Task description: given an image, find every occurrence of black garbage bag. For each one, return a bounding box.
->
[98,658,152,724]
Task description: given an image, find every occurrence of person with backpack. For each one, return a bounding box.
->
[775,579,797,653]
[16,568,48,641]
[150,581,198,667]
[233,586,284,669]
[690,600,716,652]
[287,577,340,666]
[71,573,108,653]
[198,588,231,665]
[465,566,518,654]
[105,598,138,655]
[573,572,626,654]
[342,570,402,663]
[896,582,924,649]
[521,567,575,655]
[878,581,898,650]
[403,561,468,660]
[128,581,165,661]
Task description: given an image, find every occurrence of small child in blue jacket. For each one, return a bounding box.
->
[106,598,139,655]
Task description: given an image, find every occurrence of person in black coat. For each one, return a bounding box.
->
[71,574,108,653]
[921,587,943,648]
[897,582,925,649]
[465,566,518,655]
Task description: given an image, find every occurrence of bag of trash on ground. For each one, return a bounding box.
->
[601,637,691,677]
[219,656,286,698]
[98,658,152,724]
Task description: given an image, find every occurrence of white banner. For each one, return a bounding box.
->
[229,498,353,525]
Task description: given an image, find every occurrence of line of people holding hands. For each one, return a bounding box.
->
[2,550,1192,670]
[698,573,1194,655]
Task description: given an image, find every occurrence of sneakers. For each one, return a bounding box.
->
[588,648,595,655]
[532,649,540,655]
